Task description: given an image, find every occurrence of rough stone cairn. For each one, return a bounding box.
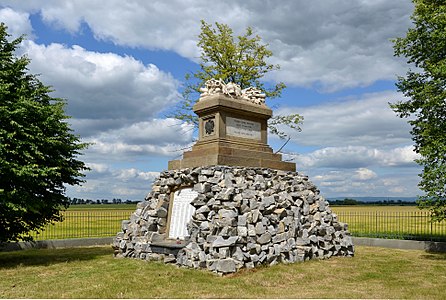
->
[113,166,354,274]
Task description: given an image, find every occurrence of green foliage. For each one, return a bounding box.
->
[344,198,360,205]
[0,23,89,242]
[171,20,303,138]
[390,0,446,221]
[268,113,303,139]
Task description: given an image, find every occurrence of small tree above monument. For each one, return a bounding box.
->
[171,20,303,139]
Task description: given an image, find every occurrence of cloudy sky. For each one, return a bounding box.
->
[0,0,421,200]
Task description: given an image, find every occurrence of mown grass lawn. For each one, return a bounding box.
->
[1,245,445,299]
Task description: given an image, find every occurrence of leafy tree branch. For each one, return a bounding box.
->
[390,0,446,222]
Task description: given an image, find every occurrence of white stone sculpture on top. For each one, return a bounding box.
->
[199,78,266,105]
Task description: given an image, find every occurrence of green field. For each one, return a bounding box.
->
[28,204,446,242]
[1,245,445,299]
[30,205,136,240]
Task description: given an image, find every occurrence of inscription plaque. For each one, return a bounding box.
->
[226,117,261,140]
[168,188,198,240]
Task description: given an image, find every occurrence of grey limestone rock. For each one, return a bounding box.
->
[237,226,248,237]
[156,207,168,218]
[216,258,237,274]
[255,222,266,235]
[113,165,354,275]
[212,236,239,248]
[257,232,272,244]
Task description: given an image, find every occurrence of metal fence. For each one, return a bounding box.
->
[29,209,446,242]
[30,210,133,240]
[336,210,446,242]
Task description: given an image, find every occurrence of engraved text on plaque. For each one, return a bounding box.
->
[226,117,261,140]
[168,188,198,240]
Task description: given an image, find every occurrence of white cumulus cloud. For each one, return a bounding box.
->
[297,145,419,169]
[354,168,378,181]
[275,91,414,148]
[0,7,32,38]
[21,41,179,126]
[1,1,414,91]
[68,165,160,200]
[308,167,419,197]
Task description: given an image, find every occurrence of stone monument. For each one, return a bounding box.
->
[113,79,354,275]
[168,78,295,172]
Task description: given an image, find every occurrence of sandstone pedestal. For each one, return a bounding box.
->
[168,94,295,171]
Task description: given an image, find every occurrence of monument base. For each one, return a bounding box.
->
[150,240,185,257]
[168,140,295,171]
[168,93,296,172]
[113,166,354,275]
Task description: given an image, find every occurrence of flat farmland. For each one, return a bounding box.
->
[30,204,136,240]
[28,204,446,242]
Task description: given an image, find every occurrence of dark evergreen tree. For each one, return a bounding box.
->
[0,24,89,242]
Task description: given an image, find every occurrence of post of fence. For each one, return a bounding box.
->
[87,211,91,238]
[430,214,433,241]
[375,211,378,236]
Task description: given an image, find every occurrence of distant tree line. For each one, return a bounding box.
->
[69,197,417,206]
[69,198,138,205]
[328,198,417,206]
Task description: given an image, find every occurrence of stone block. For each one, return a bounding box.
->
[232,247,244,261]
[218,209,237,219]
[212,236,239,248]
[255,222,266,235]
[248,224,256,237]
[194,182,211,193]
[237,226,248,237]
[216,258,237,274]
[156,207,168,218]
[272,232,287,243]
[257,232,272,244]
[237,214,247,226]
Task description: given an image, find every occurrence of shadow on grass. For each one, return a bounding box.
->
[0,246,112,269]
[421,252,446,260]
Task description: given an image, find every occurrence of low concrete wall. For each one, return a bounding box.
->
[1,236,445,253]
[0,237,113,252]
[352,237,446,252]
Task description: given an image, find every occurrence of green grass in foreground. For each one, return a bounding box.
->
[1,246,446,299]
